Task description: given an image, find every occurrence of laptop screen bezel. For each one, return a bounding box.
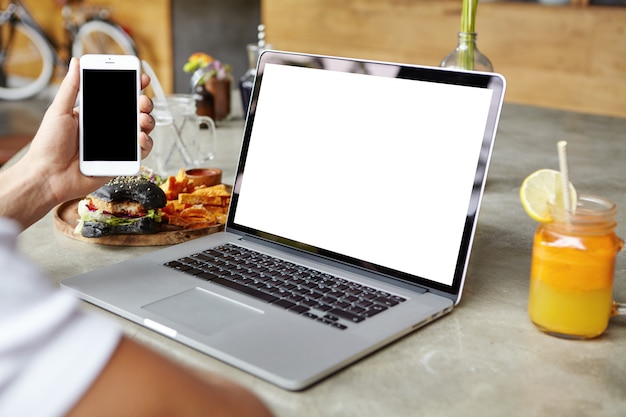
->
[227,50,506,303]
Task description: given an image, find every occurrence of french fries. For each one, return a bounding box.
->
[159,169,230,229]
[160,168,191,200]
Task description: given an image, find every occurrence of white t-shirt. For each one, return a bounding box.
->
[0,217,121,416]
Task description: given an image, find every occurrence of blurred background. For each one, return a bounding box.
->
[171,0,260,92]
[0,0,261,94]
[1,0,625,164]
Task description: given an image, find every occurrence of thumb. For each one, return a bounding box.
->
[49,57,80,114]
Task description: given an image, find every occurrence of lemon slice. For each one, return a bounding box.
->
[520,169,577,223]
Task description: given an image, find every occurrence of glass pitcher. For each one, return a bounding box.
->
[146,94,217,176]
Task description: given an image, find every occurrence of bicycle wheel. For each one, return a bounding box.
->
[0,21,55,100]
[72,20,137,57]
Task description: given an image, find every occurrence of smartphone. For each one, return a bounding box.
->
[79,54,141,176]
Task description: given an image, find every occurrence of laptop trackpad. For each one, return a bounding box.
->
[142,287,263,335]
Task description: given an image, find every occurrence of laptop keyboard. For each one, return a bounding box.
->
[164,243,407,330]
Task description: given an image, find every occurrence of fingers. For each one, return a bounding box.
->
[139,94,153,115]
[139,131,153,160]
[138,87,155,160]
[139,109,154,160]
[141,73,151,91]
[139,98,155,135]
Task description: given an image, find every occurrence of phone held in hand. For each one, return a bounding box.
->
[79,54,141,177]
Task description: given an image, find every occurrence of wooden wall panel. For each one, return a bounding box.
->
[5,0,173,93]
[261,0,626,118]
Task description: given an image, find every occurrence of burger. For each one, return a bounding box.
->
[76,176,167,237]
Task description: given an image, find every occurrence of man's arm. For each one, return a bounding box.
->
[67,337,273,417]
[0,57,274,416]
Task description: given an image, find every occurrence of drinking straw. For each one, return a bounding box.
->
[557,141,572,219]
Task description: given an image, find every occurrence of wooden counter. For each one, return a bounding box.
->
[261,0,626,118]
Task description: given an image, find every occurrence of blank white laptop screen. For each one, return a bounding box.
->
[233,62,494,287]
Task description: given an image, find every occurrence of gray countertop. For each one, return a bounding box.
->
[15,103,626,416]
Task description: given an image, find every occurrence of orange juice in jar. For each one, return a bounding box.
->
[528,194,624,339]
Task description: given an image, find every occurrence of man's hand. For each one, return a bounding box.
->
[0,57,155,229]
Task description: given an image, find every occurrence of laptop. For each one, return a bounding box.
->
[62,50,506,391]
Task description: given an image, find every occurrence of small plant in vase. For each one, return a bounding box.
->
[184,52,232,121]
[440,0,493,72]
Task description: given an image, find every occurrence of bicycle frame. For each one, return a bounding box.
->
[0,0,66,69]
[0,0,137,99]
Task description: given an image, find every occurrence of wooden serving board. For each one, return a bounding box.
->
[53,199,224,246]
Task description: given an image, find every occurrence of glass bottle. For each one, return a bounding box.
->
[440,32,493,72]
[239,24,272,116]
[239,44,258,117]
[528,194,625,339]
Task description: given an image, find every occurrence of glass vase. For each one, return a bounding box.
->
[440,32,493,72]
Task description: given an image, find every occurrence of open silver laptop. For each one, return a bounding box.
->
[62,50,506,391]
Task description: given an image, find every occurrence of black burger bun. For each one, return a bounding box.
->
[81,217,160,238]
[78,175,168,238]
[91,176,167,209]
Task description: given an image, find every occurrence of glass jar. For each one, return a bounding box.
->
[145,94,217,176]
[440,32,493,72]
[528,195,624,339]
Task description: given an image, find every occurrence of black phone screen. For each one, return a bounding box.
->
[82,69,138,161]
